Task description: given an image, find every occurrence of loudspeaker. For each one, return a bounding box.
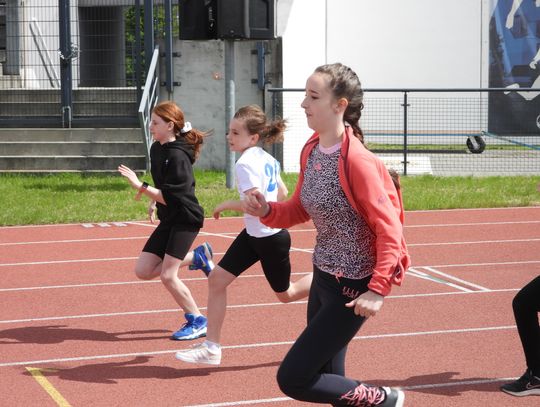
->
[179,0,217,40]
[217,0,275,40]
[248,0,276,39]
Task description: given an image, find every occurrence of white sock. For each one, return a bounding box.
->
[204,340,221,351]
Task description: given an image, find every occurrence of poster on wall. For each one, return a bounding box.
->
[489,0,540,134]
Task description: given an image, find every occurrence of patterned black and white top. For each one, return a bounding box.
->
[300,143,376,280]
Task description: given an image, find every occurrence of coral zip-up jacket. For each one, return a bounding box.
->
[261,127,411,296]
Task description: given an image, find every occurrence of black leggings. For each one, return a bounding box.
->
[512,274,540,376]
[277,266,371,405]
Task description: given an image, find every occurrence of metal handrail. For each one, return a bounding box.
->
[138,46,160,171]
[29,18,60,88]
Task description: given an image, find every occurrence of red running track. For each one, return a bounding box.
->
[0,207,539,406]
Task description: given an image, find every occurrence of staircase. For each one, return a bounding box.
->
[0,1,5,72]
[0,127,147,173]
[0,86,146,172]
[0,87,140,127]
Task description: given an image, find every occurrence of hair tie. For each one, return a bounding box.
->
[181,121,192,133]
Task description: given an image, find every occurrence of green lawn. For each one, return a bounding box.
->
[0,172,538,226]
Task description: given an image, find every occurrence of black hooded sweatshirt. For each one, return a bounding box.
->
[149,138,204,228]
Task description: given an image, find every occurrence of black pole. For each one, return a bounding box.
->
[225,39,236,189]
[135,0,142,103]
[402,91,409,176]
[144,0,154,74]
[164,0,173,95]
[59,0,73,128]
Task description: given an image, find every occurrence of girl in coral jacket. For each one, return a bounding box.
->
[244,63,410,407]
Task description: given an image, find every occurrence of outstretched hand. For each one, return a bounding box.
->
[345,290,384,318]
[118,164,141,190]
[213,204,225,220]
[148,201,157,224]
[242,190,270,217]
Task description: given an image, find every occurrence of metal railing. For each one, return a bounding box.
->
[269,88,540,176]
[29,17,59,88]
[138,46,160,171]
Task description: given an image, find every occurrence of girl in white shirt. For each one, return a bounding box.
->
[175,104,313,365]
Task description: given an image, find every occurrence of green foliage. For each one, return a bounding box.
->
[124,4,180,86]
[400,175,540,210]
[0,172,538,226]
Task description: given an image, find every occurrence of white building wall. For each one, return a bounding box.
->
[280,0,489,172]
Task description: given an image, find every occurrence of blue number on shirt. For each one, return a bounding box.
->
[265,162,277,192]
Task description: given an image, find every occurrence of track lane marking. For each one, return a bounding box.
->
[0,259,538,291]
[26,367,72,406]
[0,236,148,247]
[422,266,490,291]
[0,325,516,368]
[0,248,313,267]
[0,272,313,293]
[406,220,540,228]
[181,376,521,407]
[408,238,540,247]
[408,268,474,292]
[2,235,538,248]
[1,219,539,246]
[0,291,520,324]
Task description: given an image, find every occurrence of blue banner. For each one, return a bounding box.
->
[489,0,540,134]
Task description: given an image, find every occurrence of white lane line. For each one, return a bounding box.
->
[0,325,516,368]
[0,272,312,293]
[406,220,540,228]
[0,308,180,324]
[2,236,537,248]
[422,266,490,292]
[408,268,474,292]
[0,288,523,325]
[0,248,313,267]
[1,219,538,246]
[0,257,138,267]
[0,302,299,324]
[422,260,540,268]
[409,206,540,213]
[0,280,163,292]
[408,238,540,247]
[1,256,538,271]
[0,236,148,247]
[181,376,521,407]
[183,398,292,407]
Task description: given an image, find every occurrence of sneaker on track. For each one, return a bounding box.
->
[380,387,405,406]
[189,242,214,276]
[175,342,222,365]
[170,313,207,341]
[339,384,404,406]
[501,369,540,397]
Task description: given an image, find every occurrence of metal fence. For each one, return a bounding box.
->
[0,0,176,127]
[269,88,540,176]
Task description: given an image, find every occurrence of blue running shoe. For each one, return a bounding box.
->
[189,242,214,276]
[171,313,207,341]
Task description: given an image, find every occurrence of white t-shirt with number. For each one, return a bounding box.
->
[236,146,283,238]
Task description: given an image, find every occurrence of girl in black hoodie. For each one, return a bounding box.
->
[118,101,213,341]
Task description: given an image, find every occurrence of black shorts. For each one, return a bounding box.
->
[142,222,199,260]
[218,228,291,293]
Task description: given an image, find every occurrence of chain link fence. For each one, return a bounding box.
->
[270,88,540,176]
